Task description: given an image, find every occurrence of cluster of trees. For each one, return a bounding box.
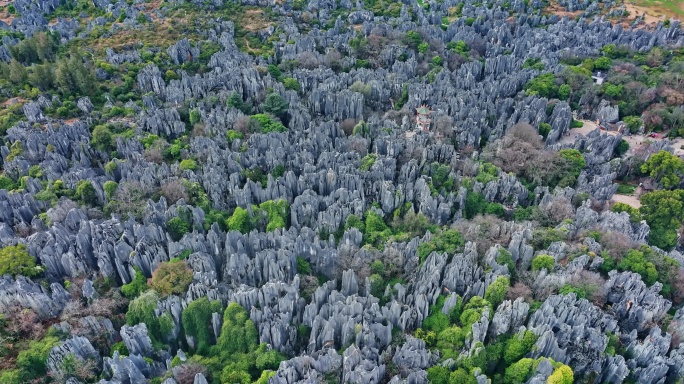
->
[421,288,560,383]
[484,123,586,190]
[0,33,96,99]
[528,46,684,136]
[181,302,284,383]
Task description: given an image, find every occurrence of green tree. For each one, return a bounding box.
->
[28,63,55,90]
[0,244,40,277]
[538,123,552,139]
[55,50,95,96]
[182,297,222,355]
[103,180,118,199]
[227,92,249,114]
[623,116,642,133]
[593,56,612,70]
[215,303,258,355]
[167,216,191,241]
[531,254,555,271]
[525,73,557,98]
[484,276,510,309]
[618,249,658,285]
[16,336,59,381]
[126,290,174,342]
[603,83,623,98]
[504,358,535,384]
[226,207,253,234]
[641,150,684,190]
[262,93,288,118]
[503,330,538,365]
[91,124,113,151]
[547,365,574,384]
[180,159,198,171]
[558,84,571,100]
[464,191,488,219]
[639,190,684,250]
[426,366,451,384]
[8,59,27,85]
[364,210,392,248]
[403,31,422,48]
[75,180,97,205]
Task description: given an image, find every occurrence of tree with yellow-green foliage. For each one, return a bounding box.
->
[0,244,41,277]
[547,364,574,384]
[641,151,684,190]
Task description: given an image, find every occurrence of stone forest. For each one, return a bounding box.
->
[0,0,684,382]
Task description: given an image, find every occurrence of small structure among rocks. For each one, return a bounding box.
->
[415,104,432,132]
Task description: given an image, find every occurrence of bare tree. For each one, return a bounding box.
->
[539,196,574,227]
[340,118,357,136]
[160,180,189,204]
[173,363,209,384]
[434,115,454,141]
[507,282,533,301]
[297,51,320,69]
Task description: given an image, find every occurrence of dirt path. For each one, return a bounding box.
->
[557,120,599,145]
[611,193,642,209]
[560,120,684,158]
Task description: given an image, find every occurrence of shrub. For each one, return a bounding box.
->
[296,256,312,275]
[283,77,300,92]
[179,159,197,171]
[364,210,392,248]
[531,254,555,271]
[417,229,464,264]
[0,175,16,190]
[614,139,629,157]
[250,114,287,133]
[167,216,191,241]
[570,119,584,128]
[360,154,377,171]
[149,260,193,297]
[120,267,147,298]
[0,244,40,277]
[538,122,552,139]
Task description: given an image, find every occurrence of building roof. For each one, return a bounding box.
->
[416,106,431,114]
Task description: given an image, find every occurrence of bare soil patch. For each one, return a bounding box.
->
[611,193,642,209]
